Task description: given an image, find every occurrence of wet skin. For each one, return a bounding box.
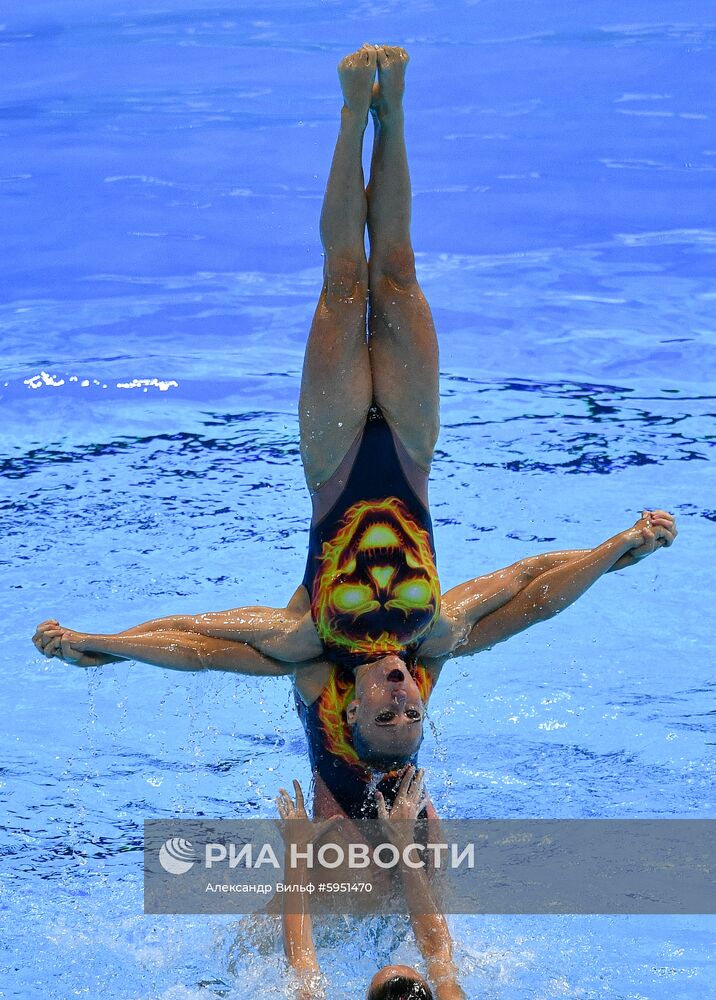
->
[347,654,426,760]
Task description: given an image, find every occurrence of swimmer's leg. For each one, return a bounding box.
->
[298,46,377,493]
[366,46,439,472]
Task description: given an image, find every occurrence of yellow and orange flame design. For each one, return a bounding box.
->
[311,496,441,657]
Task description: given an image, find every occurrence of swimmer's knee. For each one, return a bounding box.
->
[369,243,417,290]
[323,256,369,306]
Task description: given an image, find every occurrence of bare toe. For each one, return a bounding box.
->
[338,45,377,115]
[377,45,409,69]
[374,45,407,110]
[363,45,377,69]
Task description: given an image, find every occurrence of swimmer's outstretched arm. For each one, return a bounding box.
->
[424,510,677,659]
[33,596,323,667]
[32,626,301,676]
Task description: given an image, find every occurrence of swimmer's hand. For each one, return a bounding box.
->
[616,509,677,567]
[32,621,118,667]
[276,780,341,848]
[375,765,425,848]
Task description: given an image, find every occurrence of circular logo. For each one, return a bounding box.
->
[159,838,196,875]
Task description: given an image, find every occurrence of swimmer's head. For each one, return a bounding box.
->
[366,964,434,999]
[346,654,425,770]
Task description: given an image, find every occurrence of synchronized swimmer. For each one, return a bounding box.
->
[33,43,677,1000]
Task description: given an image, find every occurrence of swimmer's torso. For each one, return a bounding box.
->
[302,407,441,663]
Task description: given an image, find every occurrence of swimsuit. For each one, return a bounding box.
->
[302,406,440,666]
[294,662,434,818]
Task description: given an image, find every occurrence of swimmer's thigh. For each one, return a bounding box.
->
[299,271,373,492]
[368,257,439,471]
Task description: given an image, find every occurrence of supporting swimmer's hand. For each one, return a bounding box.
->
[338,45,378,117]
[276,779,341,847]
[620,509,678,566]
[375,765,426,848]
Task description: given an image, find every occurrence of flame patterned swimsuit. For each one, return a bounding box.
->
[296,405,441,818]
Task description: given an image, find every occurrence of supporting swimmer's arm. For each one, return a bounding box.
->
[282,844,322,1000]
[376,768,466,1000]
[38,628,295,677]
[277,781,334,1000]
[399,864,466,1000]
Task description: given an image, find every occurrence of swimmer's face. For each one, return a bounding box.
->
[366,964,431,998]
[347,655,424,763]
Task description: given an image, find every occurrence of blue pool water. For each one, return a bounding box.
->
[2,2,715,997]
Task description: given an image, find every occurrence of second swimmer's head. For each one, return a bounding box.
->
[366,964,434,999]
[346,654,426,769]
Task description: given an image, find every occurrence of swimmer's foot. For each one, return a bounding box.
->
[370,46,409,121]
[338,44,377,119]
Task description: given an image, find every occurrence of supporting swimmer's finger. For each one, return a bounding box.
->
[293,779,306,814]
[407,772,425,811]
[375,790,388,821]
[396,764,416,800]
[277,789,294,817]
[409,768,425,803]
[652,521,676,544]
[37,633,63,654]
[406,766,422,793]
